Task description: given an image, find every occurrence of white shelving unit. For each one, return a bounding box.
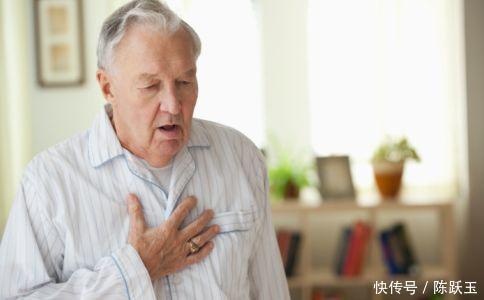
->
[271,198,457,300]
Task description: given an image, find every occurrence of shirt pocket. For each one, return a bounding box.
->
[209,208,257,233]
[204,208,258,296]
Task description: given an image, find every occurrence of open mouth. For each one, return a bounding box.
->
[159,124,178,132]
[157,124,182,138]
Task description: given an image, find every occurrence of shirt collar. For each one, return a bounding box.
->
[88,104,210,168]
[187,118,210,148]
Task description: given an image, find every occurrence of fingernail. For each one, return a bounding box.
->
[214,225,220,232]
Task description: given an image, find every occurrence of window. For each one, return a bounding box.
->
[308,0,465,197]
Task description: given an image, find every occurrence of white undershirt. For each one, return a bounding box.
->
[135,156,173,195]
[111,114,173,195]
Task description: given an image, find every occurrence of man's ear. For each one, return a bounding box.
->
[96,69,115,103]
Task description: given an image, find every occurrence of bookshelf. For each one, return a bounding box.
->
[271,198,456,300]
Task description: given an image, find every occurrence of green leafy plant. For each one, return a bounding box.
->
[269,155,311,199]
[372,136,420,163]
[266,134,313,200]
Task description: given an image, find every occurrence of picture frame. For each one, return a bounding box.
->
[34,0,85,87]
[316,155,356,200]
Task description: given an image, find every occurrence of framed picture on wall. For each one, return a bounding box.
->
[34,0,85,87]
[316,155,356,200]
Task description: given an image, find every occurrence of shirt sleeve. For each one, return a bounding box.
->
[247,150,290,300]
[0,174,156,300]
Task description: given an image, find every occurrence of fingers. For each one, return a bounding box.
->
[189,225,220,249]
[127,194,146,234]
[167,196,198,229]
[184,241,214,266]
[180,209,214,240]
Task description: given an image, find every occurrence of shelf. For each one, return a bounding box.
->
[272,197,456,299]
[287,266,452,288]
[271,198,453,213]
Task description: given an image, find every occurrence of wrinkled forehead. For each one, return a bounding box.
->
[111,23,197,75]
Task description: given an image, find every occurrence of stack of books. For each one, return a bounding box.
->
[379,222,419,275]
[276,229,302,277]
[334,220,372,277]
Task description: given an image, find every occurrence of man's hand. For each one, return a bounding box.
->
[126,194,219,281]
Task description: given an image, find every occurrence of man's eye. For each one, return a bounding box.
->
[178,80,192,86]
[143,84,159,90]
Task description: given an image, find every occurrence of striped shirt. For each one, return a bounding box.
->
[0,104,290,299]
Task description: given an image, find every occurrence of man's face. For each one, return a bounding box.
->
[98,24,198,165]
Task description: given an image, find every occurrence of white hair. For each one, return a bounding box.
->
[97,0,201,70]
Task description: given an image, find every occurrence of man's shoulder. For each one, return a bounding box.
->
[27,130,90,175]
[191,118,266,168]
[192,118,258,151]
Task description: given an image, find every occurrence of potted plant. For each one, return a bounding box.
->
[371,137,420,199]
[268,153,311,201]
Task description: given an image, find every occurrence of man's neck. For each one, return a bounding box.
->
[110,116,174,168]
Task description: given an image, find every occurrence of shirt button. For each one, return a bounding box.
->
[172,274,182,285]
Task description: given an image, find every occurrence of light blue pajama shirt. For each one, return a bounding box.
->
[0,104,290,299]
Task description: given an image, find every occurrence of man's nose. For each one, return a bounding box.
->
[159,87,181,115]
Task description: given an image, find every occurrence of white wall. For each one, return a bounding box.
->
[29,0,310,153]
[259,0,312,153]
[25,0,314,157]
[27,0,110,155]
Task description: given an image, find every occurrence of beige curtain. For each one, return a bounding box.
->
[0,1,8,232]
[0,0,32,233]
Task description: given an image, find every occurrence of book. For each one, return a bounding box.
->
[392,223,418,274]
[352,222,372,275]
[380,229,401,274]
[334,226,352,275]
[276,229,302,276]
[380,223,418,275]
[333,221,372,277]
[312,290,325,300]
[276,230,292,270]
[342,221,372,277]
[286,232,301,276]
[312,290,343,300]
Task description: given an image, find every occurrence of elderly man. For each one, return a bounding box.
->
[0,0,289,299]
